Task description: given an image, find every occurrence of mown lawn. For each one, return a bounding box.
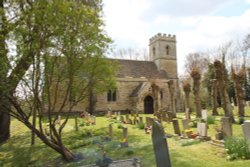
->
[1,107,250,167]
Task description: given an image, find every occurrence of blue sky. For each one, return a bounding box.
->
[102,0,250,74]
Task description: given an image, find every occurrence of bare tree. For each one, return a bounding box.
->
[111,48,149,61]
[231,67,245,117]
[210,79,219,116]
[190,68,202,118]
[214,60,235,122]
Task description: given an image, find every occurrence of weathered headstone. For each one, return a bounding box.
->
[162,111,168,122]
[197,122,207,137]
[55,115,61,125]
[166,111,173,122]
[221,117,232,138]
[146,117,154,128]
[122,127,128,141]
[152,120,172,167]
[182,119,189,131]
[129,118,133,125]
[125,114,129,123]
[172,119,181,136]
[139,117,143,124]
[185,108,191,120]
[201,109,208,120]
[109,124,113,137]
[120,116,124,123]
[241,120,250,150]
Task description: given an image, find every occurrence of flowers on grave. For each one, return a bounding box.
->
[119,138,128,147]
[184,129,193,138]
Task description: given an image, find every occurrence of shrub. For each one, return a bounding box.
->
[207,116,216,124]
[224,137,250,160]
[239,117,245,124]
[137,123,145,129]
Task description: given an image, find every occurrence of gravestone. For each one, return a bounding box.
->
[221,117,232,138]
[185,108,191,120]
[152,119,172,167]
[129,118,133,125]
[134,117,138,125]
[109,124,113,137]
[120,116,125,123]
[126,114,130,123]
[146,117,153,128]
[197,122,207,137]
[139,117,143,124]
[162,111,168,122]
[241,120,250,150]
[172,119,181,136]
[107,109,112,118]
[201,110,208,120]
[166,111,173,122]
[92,116,96,125]
[56,115,61,125]
[123,127,128,141]
[182,119,189,131]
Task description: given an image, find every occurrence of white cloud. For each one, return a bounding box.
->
[102,0,250,74]
[246,0,250,4]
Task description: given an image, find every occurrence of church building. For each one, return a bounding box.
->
[93,33,179,114]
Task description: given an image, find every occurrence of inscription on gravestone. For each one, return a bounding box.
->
[152,119,172,167]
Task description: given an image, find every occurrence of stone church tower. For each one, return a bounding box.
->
[149,33,177,79]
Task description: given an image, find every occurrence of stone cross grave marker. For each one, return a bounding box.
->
[201,109,208,120]
[221,117,232,138]
[152,119,172,167]
[182,118,189,131]
[241,120,250,150]
[172,119,181,136]
[197,122,207,137]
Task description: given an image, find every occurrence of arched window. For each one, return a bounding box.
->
[107,90,116,102]
[166,45,170,55]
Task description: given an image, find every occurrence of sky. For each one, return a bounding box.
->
[102,0,250,74]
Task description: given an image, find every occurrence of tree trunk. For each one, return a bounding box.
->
[191,69,202,118]
[167,80,176,118]
[214,60,235,122]
[211,79,219,116]
[0,107,10,143]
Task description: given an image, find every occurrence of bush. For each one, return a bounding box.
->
[224,137,250,160]
[239,117,245,124]
[137,123,145,129]
[207,116,216,124]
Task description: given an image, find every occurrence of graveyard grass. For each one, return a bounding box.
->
[1,107,250,167]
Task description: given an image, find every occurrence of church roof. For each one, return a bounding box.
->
[112,59,167,79]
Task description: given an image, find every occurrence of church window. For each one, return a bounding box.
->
[107,90,116,102]
[166,45,170,55]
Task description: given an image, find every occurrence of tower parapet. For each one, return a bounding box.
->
[150,33,176,43]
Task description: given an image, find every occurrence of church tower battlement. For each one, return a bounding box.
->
[149,33,177,79]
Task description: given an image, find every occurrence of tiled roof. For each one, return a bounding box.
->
[111,59,167,79]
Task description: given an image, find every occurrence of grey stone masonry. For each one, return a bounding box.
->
[152,119,172,167]
[221,117,232,138]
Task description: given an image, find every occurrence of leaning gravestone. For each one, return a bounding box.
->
[139,117,143,124]
[221,117,232,138]
[152,119,172,167]
[242,120,250,150]
[172,119,181,136]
